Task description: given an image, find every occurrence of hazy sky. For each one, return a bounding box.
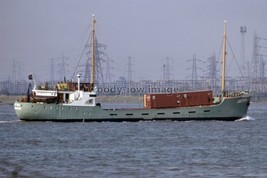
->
[1,0,267,82]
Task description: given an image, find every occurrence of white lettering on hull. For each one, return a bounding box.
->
[14,103,22,110]
[237,98,248,103]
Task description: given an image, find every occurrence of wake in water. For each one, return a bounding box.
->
[0,112,16,116]
[0,120,20,124]
[236,115,255,121]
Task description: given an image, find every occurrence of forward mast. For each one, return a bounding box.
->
[221,20,227,96]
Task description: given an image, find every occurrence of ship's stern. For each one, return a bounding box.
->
[14,101,23,119]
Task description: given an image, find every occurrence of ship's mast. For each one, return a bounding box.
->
[221,20,227,95]
[90,14,96,88]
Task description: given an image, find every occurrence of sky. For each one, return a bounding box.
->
[1,0,267,82]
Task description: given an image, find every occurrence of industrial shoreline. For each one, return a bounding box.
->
[0,95,21,105]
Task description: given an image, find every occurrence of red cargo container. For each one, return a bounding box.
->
[144,93,178,109]
[144,90,213,109]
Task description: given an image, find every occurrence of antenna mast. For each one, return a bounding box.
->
[221,20,227,95]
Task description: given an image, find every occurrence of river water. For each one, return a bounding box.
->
[0,102,267,177]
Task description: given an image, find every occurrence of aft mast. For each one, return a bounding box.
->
[90,14,96,90]
[221,20,227,96]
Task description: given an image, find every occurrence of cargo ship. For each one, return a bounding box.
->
[14,17,251,121]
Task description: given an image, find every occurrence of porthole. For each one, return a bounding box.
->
[189,111,196,113]
[157,113,165,115]
[142,113,149,115]
[173,112,180,114]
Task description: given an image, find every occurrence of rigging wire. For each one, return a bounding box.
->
[215,36,223,85]
[218,36,245,80]
[226,38,245,80]
[217,36,223,65]
[72,32,92,80]
[67,24,91,65]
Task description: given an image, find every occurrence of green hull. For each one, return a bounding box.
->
[14,95,251,122]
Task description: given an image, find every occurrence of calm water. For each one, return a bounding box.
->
[0,102,267,177]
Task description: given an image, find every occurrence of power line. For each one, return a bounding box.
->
[58,55,69,82]
[187,54,202,89]
[162,57,173,81]
[127,56,133,82]
[50,58,56,86]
